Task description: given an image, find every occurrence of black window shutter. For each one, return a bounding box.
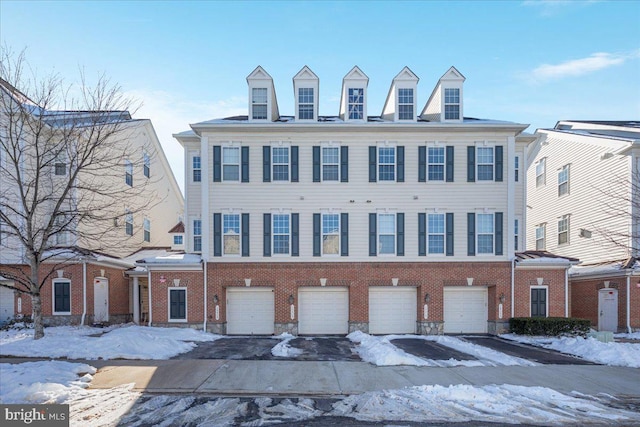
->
[418,146,426,182]
[467,146,475,182]
[446,212,454,256]
[262,146,271,182]
[241,146,249,182]
[396,213,405,256]
[213,146,221,182]
[446,146,454,182]
[313,213,321,256]
[397,146,405,182]
[312,146,321,182]
[495,145,503,182]
[495,212,503,255]
[369,213,377,256]
[369,146,377,182]
[263,213,271,256]
[340,146,349,182]
[213,213,222,256]
[467,212,476,256]
[291,146,299,182]
[418,213,426,256]
[341,213,349,256]
[241,213,250,256]
[291,213,299,256]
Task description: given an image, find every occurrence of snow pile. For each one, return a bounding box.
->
[0,324,220,360]
[502,334,640,368]
[616,331,640,340]
[0,361,95,404]
[348,332,536,367]
[332,384,640,425]
[271,333,304,357]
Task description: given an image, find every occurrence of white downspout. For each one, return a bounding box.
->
[511,257,515,318]
[564,267,569,317]
[627,275,632,334]
[80,259,87,326]
[203,261,207,331]
[147,270,152,327]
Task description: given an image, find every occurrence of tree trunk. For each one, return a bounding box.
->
[32,293,44,339]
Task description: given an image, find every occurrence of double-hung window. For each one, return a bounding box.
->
[558,164,569,196]
[54,153,67,176]
[223,214,240,255]
[428,213,445,254]
[378,147,396,181]
[143,152,150,178]
[348,88,364,120]
[322,213,340,255]
[192,156,201,182]
[397,88,414,120]
[193,219,202,252]
[536,224,546,250]
[428,147,445,181]
[298,88,314,120]
[515,156,520,182]
[273,214,290,255]
[252,88,268,120]
[558,215,569,245]
[476,147,494,181]
[444,88,460,120]
[125,211,133,236]
[125,160,133,186]
[55,214,68,245]
[378,213,396,255]
[169,288,186,321]
[272,147,290,181]
[322,147,339,181]
[514,218,519,251]
[536,158,546,187]
[476,213,494,254]
[143,218,151,242]
[223,147,240,181]
[53,279,71,314]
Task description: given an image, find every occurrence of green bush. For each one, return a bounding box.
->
[509,317,590,337]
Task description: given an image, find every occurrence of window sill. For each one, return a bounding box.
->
[168,318,187,323]
[53,312,71,316]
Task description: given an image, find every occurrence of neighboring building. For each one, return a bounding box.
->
[527,121,640,332]
[156,65,577,336]
[0,78,184,326]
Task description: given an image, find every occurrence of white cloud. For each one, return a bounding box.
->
[125,90,245,194]
[522,0,599,17]
[530,50,640,81]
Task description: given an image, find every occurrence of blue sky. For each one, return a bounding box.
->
[2,0,639,192]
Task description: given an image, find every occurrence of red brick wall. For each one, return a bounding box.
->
[149,270,205,324]
[514,269,567,318]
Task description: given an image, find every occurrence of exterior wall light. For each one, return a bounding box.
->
[213,294,219,304]
[499,293,505,304]
[424,293,431,304]
[288,294,295,305]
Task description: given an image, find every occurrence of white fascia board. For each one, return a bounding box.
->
[137,262,203,272]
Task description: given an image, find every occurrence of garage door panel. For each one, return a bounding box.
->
[0,286,14,324]
[444,287,487,334]
[369,287,417,334]
[299,288,348,335]
[227,288,274,335]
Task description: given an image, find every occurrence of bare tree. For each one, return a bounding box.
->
[0,49,157,339]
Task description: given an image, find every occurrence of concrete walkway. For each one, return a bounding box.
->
[83,359,640,397]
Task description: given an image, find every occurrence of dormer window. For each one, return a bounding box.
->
[348,88,364,120]
[298,88,314,120]
[251,88,268,120]
[444,88,460,120]
[398,88,414,120]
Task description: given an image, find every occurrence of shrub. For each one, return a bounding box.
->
[509,317,590,337]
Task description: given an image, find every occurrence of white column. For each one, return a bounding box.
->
[201,136,210,260]
[133,276,140,324]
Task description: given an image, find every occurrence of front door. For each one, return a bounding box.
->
[598,288,618,332]
[94,278,109,323]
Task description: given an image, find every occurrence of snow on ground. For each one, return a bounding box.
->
[616,331,640,340]
[271,333,304,357]
[0,360,95,404]
[348,331,537,367]
[502,334,640,368]
[0,324,220,360]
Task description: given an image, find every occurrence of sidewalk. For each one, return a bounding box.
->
[83,359,640,397]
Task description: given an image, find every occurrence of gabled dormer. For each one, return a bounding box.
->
[247,66,279,122]
[381,66,419,122]
[293,66,319,122]
[420,66,465,123]
[339,66,369,122]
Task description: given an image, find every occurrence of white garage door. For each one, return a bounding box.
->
[0,286,14,324]
[369,287,417,334]
[226,288,274,335]
[444,287,488,334]
[298,287,349,335]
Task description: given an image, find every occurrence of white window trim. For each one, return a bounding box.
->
[514,217,520,252]
[271,144,291,183]
[143,218,151,243]
[168,287,188,323]
[476,212,495,255]
[297,87,315,121]
[558,164,570,197]
[530,285,549,318]
[558,215,570,246]
[443,87,461,121]
[377,212,397,256]
[251,87,269,121]
[536,158,546,187]
[173,235,184,245]
[143,152,150,178]
[193,219,202,253]
[321,212,341,256]
[54,152,67,176]
[125,210,134,237]
[124,159,133,187]
[223,213,241,256]
[52,278,71,315]
[272,212,291,257]
[377,143,397,183]
[476,144,495,182]
[535,223,546,251]
[397,87,415,121]
[222,145,241,182]
[427,144,446,182]
[347,87,365,121]
[321,143,340,182]
[192,154,202,183]
[427,212,446,255]
[514,156,520,182]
